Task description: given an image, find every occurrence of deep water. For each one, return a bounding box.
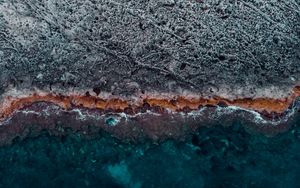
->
[1,120,300,188]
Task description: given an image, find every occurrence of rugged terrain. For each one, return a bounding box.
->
[0,0,299,98]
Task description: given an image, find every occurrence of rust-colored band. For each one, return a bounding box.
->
[1,86,300,122]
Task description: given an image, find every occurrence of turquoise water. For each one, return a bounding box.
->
[0,121,300,188]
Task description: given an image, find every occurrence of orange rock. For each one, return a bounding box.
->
[1,86,300,123]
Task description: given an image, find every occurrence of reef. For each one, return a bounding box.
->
[1,122,300,188]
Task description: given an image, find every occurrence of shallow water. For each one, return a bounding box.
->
[1,120,300,188]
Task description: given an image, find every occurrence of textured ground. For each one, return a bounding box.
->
[0,0,300,98]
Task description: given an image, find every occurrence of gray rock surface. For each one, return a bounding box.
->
[0,0,299,97]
